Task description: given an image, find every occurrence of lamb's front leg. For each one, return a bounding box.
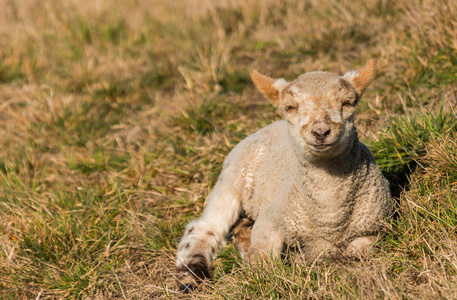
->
[175,179,241,292]
[345,235,378,258]
[247,218,284,264]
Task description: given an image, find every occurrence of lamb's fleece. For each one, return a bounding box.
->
[175,59,392,290]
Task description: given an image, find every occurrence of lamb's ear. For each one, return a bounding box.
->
[343,59,377,97]
[250,70,287,106]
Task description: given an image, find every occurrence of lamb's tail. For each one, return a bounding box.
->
[175,178,242,290]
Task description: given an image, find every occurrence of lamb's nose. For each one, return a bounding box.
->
[312,129,331,140]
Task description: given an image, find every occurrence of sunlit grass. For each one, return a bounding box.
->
[370,100,457,174]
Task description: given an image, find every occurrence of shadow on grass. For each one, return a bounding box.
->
[381,162,416,220]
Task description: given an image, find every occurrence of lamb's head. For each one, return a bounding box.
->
[250,59,377,161]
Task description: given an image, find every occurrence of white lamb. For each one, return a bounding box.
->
[175,59,392,292]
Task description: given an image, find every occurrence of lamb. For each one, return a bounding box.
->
[175,59,392,292]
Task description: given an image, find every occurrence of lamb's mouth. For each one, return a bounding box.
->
[310,143,334,150]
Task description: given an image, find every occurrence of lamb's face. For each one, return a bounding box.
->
[250,59,377,161]
[280,72,357,160]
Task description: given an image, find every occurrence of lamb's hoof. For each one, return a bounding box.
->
[179,283,195,293]
[232,217,254,259]
[176,262,212,293]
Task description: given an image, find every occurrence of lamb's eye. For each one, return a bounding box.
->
[342,102,352,108]
[285,105,297,113]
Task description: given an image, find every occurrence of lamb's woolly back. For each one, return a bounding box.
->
[175,60,391,291]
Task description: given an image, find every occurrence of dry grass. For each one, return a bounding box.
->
[0,0,456,298]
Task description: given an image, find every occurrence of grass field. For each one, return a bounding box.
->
[0,0,456,298]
